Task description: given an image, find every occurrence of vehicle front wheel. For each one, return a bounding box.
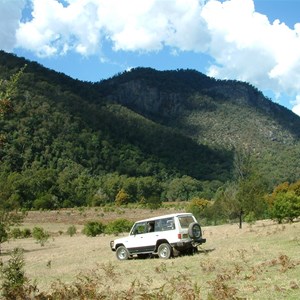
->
[116,246,129,260]
[157,243,172,259]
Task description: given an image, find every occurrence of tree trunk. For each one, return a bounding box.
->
[239,209,243,229]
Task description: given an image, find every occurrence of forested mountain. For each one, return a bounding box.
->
[97,67,300,185]
[0,50,299,210]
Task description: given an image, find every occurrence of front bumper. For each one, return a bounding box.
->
[110,241,115,251]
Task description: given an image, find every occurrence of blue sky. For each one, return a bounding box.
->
[1,0,300,116]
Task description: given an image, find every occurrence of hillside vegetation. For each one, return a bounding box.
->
[0,51,299,216]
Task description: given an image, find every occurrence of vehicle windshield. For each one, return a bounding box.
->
[130,222,146,235]
[178,215,194,228]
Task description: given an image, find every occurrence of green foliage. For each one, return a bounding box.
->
[0,211,24,254]
[82,221,105,237]
[115,188,130,206]
[0,223,8,245]
[166,176,203,201]
[141,195,162,209]
[10,228,23,239]
[32,227,50,246]
[268,180,300,223]
[104,219,134,235]
[269,191,300,223]
[66,225,77,237]
[186,197,211,221]
[0,51,299,213]
[0,248,32,299]
[0,65,26,118]
[244,211,256,225]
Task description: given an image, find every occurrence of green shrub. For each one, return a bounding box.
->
[0,223,8,245]
[0,248,33,299]
[32,227,50,246]
[10,228,23,239]
[270,191,300,223]
[82,221,105,237]
[244,211,256,225]
[22,228,32,238]
[33,194,56,210]
[10,228,32,239]
[67,225,77,237]
[105,219,134,235]
[186,197,211,220]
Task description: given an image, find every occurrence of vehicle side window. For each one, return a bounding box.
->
[131,222,147,235]
[155,217,175,231]
[147,222,155,232]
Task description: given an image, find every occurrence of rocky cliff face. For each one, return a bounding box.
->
[101,68,300,144]
[106,79,187,119]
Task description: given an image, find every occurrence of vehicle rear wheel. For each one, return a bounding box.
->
[116,246,129,260]
[157,243,172,259]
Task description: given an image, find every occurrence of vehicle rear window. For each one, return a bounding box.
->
[178,216,194,228]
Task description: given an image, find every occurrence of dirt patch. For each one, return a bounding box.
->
[24,207,182,225]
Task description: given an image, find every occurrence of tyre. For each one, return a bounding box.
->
[188,222,201,239]
[116,246,129,260]
[157,243,172,259]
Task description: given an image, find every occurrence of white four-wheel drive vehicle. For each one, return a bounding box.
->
[110,213,206,260]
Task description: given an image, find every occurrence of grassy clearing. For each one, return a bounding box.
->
[1,210,300,299]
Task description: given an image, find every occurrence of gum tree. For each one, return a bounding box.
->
[0,66,26,254]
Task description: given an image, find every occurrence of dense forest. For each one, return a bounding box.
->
[0,50,299,222]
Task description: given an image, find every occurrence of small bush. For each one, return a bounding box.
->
[105,219,134,235]
[67,225,77,237]
[10,228,23,239]
[244,211,256,225]
[22,228,31,238]
[0,248,37,299]
[32,227,50,246]
[10,228,32,239]
[82,221,105,237]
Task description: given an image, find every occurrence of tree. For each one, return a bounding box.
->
[232,149,268,228]
[186,197,211,221]
[211,149,268,228]
[166,176,202,201]
[267,180,300,223]
[0,67,26,254]
[0,211,23,254]
[269,191,300,223]
[0,65,26,118]
[115,188,130,206]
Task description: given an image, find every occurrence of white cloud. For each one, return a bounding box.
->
[16,0,102,56]
[200,0,300,115]
[15,0,210,55]
[0,0,25,51]
[1,0,300,115]
[292,95,300,116]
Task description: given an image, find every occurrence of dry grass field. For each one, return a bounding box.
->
[1,207,300,299]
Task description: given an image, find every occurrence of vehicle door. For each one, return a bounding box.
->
[126,221,156,253]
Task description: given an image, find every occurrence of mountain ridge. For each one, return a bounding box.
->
[0,51,299,209]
